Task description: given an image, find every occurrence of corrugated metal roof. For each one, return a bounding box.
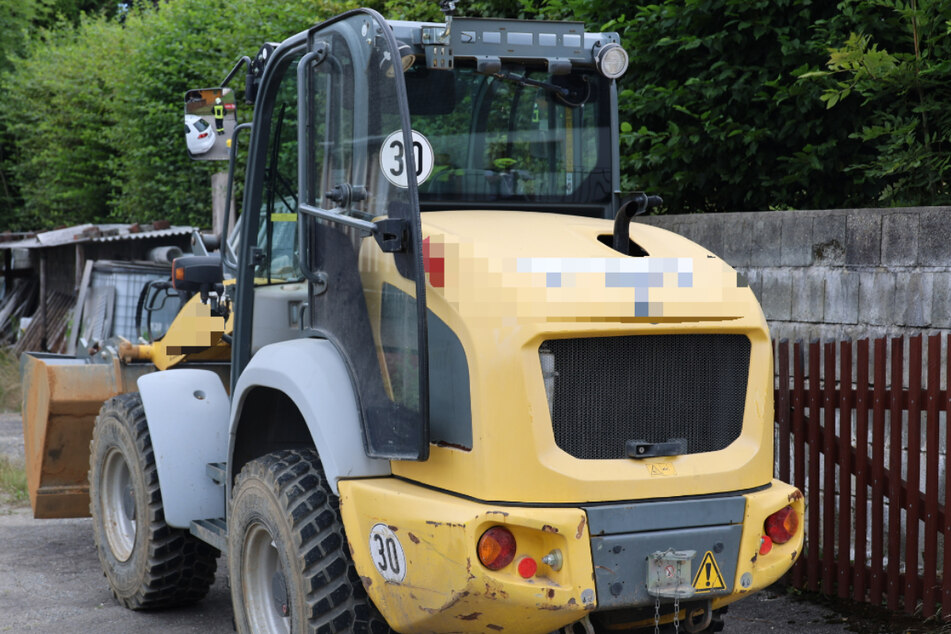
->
[91,225,196,243]
[0,223,198,249]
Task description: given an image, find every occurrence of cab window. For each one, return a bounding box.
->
[256,53,304,284]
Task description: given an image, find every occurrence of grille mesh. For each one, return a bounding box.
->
[544,335,750,460]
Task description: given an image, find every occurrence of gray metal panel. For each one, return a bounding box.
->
[590,524,743,609]
[585,496,746,536]
[433,17,618,66]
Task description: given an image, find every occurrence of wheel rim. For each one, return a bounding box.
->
[242,521,291,633]
[101,447,137,561]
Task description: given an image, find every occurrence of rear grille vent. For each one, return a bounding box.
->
[543,335,750,460]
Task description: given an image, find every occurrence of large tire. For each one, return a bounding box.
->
[89,392,219,609]
[229,448,393,634]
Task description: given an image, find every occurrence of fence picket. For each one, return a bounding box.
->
[808,340,822,592]
[778,340,791,483]
[905,337,922,613]
[837,340,852,600]
[923,335,940,618]
[887,338,903,611]
[823,341,836,595]
[792,340,806,586]
[944,334,951,620]
[870,338,886,606]
[854,339,869,603]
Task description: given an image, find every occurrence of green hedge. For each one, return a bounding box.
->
[1,0,949,229]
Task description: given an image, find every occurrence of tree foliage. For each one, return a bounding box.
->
[2,0,950,229]
[802,0,951,206]
[0,0,350,229]
[543,0,884,212]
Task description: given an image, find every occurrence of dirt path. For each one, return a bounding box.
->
[0,412,901,633]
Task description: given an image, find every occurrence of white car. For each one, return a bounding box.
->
[184,114,215,155]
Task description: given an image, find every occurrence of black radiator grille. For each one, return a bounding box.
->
[543,335,750,460]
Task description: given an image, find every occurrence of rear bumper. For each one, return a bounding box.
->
[338,478,802,633]
[589,479,804,630]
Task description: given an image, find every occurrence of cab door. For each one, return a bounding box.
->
[297,10,429,460]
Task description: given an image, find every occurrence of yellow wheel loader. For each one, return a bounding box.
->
[21,6,803,632]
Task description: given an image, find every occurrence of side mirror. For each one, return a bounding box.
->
[184,87,237,160]
[172,255,223,296]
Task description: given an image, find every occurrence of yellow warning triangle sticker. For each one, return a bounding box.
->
[692,551,726,593]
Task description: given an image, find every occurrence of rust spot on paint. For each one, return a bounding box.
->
[360,576,373,588]
[426,520,443,527]
[408,532,420,544]
[788,490,804,502]
[791,550,798,561]
[547,588,555,599]
[487,510,509,517]
[542,524,559,533]
[576,516,587,539]
[567,597,577,606]
[487,625,504,631]
[388,524,399,532]
[750,553,758,564]
[457,612,481,621]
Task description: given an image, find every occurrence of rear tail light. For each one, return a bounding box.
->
[764,506,799,544]
[516,556,538,579]
[198,132,209,139]
[478,526,516,570]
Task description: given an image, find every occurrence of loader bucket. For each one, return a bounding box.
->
[20,353,156,518]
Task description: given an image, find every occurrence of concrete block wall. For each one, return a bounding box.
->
[639,207,951,343]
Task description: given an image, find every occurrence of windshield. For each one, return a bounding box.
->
[407,65,613,213]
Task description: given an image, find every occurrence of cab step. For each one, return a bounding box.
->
[190,517,227,551]
[188,462,228,550]
[206,461,227,486]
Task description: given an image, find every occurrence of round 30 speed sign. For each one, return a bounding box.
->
[380,129,434,188]
[368,523,407,583]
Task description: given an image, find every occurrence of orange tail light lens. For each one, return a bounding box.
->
[478,526,517,570]
[764,506,799,544]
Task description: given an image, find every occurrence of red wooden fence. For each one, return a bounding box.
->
[775,334,950,619]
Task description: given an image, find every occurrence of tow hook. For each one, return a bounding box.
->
[682,599,713,633]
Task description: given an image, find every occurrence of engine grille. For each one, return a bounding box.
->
[543,335,750,460]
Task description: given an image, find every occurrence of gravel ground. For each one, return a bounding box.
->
[0,412,933,633]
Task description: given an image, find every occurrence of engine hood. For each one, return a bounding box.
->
[419,210,758,324]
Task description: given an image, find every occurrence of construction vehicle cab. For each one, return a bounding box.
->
[21,7,803,633]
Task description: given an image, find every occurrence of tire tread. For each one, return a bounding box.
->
[233,448,392,633]
[90,392,219,609]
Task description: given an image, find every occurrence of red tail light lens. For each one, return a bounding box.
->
[517,556,538,579]
[478,526,517,570]
[764,506,799,544]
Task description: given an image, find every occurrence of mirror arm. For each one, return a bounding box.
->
[221,55,252,89]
